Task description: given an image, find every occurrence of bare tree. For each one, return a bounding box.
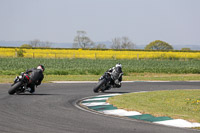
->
[94,43,107,49]
[30,39,40,47]
[73,31,94,48]
[121,37,135,49]
[111,37,121,49]
[111,37,135,49]
[43,41,52,48]
[29,39,52,48]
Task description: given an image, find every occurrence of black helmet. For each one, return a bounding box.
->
[37,65,45,72]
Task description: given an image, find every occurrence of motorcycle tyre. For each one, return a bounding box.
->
[8,82,22,95]
[93,79,106,93]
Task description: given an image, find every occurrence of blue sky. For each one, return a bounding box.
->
[0,0,200,46]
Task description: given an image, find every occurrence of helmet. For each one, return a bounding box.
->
[37,65,45,72]
[112,63,122,77]
[115,63,122,68]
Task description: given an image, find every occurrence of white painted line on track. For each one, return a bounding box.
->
[94,93,121,97]
[51,81,200,83]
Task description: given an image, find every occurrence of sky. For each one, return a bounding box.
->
[0,0,200,46]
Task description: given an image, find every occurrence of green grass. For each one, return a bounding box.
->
[1,58,200,75]
[43,75,100,82]
[108,90,200,123]
[125,73,200,81]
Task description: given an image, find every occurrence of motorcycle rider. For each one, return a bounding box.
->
[24,65,45,93]
[101,63,123,88]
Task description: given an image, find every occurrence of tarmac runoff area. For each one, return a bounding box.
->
[79,93,200,128]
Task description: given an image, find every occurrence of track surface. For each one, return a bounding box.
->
[0,82,200,133]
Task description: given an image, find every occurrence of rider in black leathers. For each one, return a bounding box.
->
[25,65,45,93]
[100,63,123,88]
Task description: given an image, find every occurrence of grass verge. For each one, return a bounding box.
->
[1,73,200,83]
[108,89,200,123]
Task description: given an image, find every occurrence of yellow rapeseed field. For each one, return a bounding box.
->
[1,47,200,59]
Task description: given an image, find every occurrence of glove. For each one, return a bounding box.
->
[115,80,121,88]
[99,76,103,80]
[115,79,120,85]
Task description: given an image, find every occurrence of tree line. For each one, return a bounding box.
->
[72,30,173,50]
[20,30,191,51]
[73,31,136,49]
[21,39,52,48]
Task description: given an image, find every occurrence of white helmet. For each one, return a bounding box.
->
[115,63,122,68]
[37,65,45,72]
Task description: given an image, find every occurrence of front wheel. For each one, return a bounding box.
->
[8,82,22,95]
[93,79,106,93]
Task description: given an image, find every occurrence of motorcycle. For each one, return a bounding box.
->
[93,67,123,93]
[8,73,31,95]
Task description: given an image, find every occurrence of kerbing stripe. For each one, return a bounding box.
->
[82,100,106,103]
[88,105,118,111]
[82,102,110,106]
[128,114,172,122]
[81,93,200,128]
[101,109,141,116]
[154,119,200,128]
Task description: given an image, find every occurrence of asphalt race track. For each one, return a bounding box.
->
[0,82,200,133]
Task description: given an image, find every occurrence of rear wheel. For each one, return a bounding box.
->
[93,79,106,93]
[8,82,22,95]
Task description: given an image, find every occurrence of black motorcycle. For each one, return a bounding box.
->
[8,73,31,95]
[93,67,123,93]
